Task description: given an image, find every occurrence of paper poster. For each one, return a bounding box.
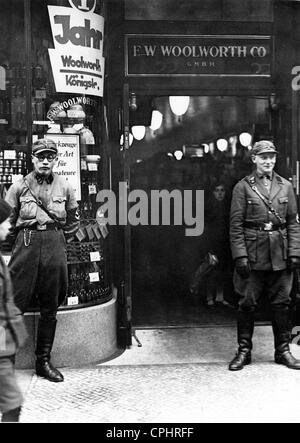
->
[45,134,81,201]
[48,2,105,97]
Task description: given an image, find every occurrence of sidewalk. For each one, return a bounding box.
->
[16,325,300,423]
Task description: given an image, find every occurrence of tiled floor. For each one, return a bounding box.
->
[15,326,300,423]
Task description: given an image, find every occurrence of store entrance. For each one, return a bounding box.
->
[128,95,272,327]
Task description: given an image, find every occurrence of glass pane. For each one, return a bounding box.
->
[125,0,222,21]
[223,0,273,22]
[125,0,273,21]
[0,0,28,194]
[29,0,110,308]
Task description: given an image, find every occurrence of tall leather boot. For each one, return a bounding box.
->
[35,318,64,382]
[272,305,300,370]
[1,406,22,422]
[229,310,254,371]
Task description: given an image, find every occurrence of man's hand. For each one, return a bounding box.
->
[287,256,300,273]
[235,257,251,279]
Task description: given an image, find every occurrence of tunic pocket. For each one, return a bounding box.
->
[245,232,257,262]
[50,195,67,220]
[246,198,260,218]
[19,196,38,220]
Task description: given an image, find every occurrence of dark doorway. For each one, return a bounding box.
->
[128,95,272,326]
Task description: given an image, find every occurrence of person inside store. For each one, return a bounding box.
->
[0,199,27,422]
[204,182,234,308]
[5,139,79,383]
[229,140,300,371]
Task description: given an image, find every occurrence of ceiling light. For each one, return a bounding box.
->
[132,125,146,140]
[174,150,183,160]
[150,110,163,131]
[239,132,252,147]
[216,139,228,152]
[169,96,190,116]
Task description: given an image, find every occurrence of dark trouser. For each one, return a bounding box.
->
[0,356,23,414]
[233,269,293,353]
[9,229,68,361]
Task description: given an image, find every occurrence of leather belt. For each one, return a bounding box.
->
[28,224,61,231]
[243,221,286,231]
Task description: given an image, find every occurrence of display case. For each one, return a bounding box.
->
[0,0,112,310]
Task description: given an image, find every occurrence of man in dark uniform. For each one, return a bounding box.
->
[229,140,300,371]
[5,139,79,382]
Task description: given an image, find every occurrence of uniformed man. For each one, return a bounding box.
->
[6,139,79,382]
[229,140,300,371]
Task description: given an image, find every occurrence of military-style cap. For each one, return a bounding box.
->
[32,139,58,156]
[251,140,278,156]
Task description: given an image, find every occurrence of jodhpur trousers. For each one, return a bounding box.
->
[9,229,68,318]
[233,269,293,311]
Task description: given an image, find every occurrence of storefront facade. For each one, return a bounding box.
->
[0,0,118,368]
[2,0,300,364]
[106,0,300,329]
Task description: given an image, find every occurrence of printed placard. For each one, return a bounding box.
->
[67,296,79,306]
[92,224,101,240]
[90,251,101,262]
[48,4,105,97]
[86,224,95,241]
[89,184,97,195]
[4,150,16,160]
[45,134,81,201]
[87,163,98,171]
[89,272,100,283]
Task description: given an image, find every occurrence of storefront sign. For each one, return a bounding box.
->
[48,2,105,96]
[45,134,81,201]
[125,34,272,77]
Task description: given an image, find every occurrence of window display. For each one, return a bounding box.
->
[0,0,111,310]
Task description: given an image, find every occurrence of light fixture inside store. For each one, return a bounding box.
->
[150,110,163,131]
[169,96,190,116]
[202,144,210,154]
[132,125,146,140]
[120,133,134,147]
[239,132,252,147]
[174,150,183,160]
[216,138,228,152]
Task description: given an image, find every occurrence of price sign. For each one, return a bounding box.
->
[87,163,98,171]
[4,150,16,160]
[89,272,100,283]
[67,296,79,306]
[90,251,101,262]
[89,184,97,195]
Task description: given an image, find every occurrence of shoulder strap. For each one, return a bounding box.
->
[245,176,284,224]
[23,178,61,225]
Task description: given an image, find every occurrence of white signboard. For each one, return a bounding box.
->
[48,3,105,97]
[45,134,81,201]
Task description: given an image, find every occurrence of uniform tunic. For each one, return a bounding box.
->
[5,172,79,314]
[230,171,300,309]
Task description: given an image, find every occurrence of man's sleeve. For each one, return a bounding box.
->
[286,182,300,258]
[230,181,248,260]
[5,183,20,242]
[64,185,80,237]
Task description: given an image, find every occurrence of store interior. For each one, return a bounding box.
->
[127,95,275,327]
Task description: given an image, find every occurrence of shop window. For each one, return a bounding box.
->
[0,0,28,192]
[0,0,111,310]
[125,0,273,22]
